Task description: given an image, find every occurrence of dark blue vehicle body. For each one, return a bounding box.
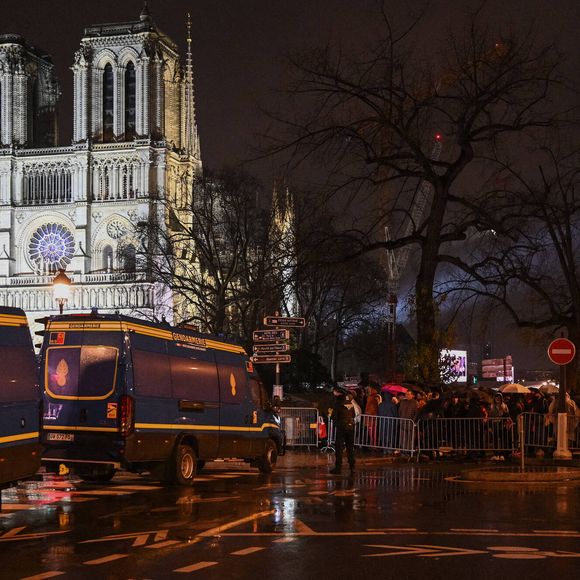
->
[40,313,282,483]
[0,307,40,490]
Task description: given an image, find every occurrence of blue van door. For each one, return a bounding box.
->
[130,333,221,461]
[0,308,40,486]
[216,352,256,458]
[43,325,124,449]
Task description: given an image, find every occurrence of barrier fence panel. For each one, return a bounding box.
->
[279,407,319,448]
[355,415,415,455]
[523,412,580,452]
[417,417,516,454]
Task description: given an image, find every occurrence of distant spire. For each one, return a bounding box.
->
[184,12,199,159]
[140,0,151,22]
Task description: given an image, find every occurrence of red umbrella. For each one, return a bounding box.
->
[381,384,408,395]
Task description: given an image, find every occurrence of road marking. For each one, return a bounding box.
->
[363,544,440,557]
[20,573,64,580]
[174,561,219,573]
[294,519,316,535]
[0,527,69,542]
[197,510,275,538]
[367,528,418,532]
[145,540,181,549]
[231,546,265,556]
[84,554,128,565]
[273,537,296,543]
[488,546,580,559]
[81,529,169,547]
[533,529,578,534]
[451,528,499,533]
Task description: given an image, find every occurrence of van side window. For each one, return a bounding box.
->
[249,378,263,408]
[0,346,37,402]
[169,353,219,401]
[131,334,171,398]
[217,365,248,404]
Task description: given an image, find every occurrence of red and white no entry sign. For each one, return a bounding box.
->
[547,338,576,366]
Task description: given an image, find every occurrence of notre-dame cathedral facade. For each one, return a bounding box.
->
[0,6,201,329]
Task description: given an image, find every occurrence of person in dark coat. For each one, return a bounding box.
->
[330,385,357,474]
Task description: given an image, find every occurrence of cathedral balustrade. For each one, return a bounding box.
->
[0,279,155,312]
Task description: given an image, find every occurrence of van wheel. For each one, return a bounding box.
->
[170,444,196,486]
[257,440,278,474]
[80,466,116,483]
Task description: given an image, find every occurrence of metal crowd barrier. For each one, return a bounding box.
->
[523,412,580,452]
[417,417,516,455]
[279,407,319,448]
[285,409,579,456]
[324,415,415,456]
[355,415,416,455]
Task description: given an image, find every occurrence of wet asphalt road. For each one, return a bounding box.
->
[0,456,579,580]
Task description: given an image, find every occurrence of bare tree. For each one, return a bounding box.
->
[444,141,580,391]
[265,4,566,384]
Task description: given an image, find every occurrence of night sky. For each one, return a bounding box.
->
[3,0,579,367]
[3,0,578,180]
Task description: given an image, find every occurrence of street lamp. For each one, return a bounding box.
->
[53,269,72,315]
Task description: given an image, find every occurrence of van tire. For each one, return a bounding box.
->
[170,444,197,486]
[79,466,116,483]
[257,439,278,474]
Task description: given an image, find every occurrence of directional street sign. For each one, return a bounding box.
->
[252,329,290,342]
[250,354,292,364]
[253,343,289,353]
[547,338,576,366]
[264,316,306,328]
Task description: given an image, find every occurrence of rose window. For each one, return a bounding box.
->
[29,223,75,271]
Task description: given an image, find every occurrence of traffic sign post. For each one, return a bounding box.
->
[264,316,306,328]
[250,354,292,364]
[547,337,576,461]
[252,329,290,342]
[253,343,289,353]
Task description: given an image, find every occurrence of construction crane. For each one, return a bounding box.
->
[383,134,443,380]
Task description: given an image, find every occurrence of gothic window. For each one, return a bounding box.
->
[28,223,75,273]
[103,245,113,271]
[120,244,136,273]
[103,63,114,142]
[125,62,136,140]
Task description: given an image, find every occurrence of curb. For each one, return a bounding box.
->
[461,466,580,483]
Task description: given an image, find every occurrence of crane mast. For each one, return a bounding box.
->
[384,135,442,379]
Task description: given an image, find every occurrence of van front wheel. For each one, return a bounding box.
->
[257,440,278,474]
[171,444,197,486]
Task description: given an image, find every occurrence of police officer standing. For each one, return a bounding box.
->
[330,385,357,474]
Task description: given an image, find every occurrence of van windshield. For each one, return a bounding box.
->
[46,346,118,399]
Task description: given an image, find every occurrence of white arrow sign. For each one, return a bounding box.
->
[81,529,169,547]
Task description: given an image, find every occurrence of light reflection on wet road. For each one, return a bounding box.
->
[0,459,579,579]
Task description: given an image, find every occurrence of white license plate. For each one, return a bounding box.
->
[47,432,74,442]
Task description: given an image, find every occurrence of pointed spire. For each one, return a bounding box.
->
[140,1,151,22]
[184,11,199,159]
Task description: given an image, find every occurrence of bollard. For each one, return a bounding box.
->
[553,413,572,460]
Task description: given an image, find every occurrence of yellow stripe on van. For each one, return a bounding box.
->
[43,425,120,433]
[135,423,279,432]
[0,431,39,444]
[47,320,247,355]
[0,314,28,326]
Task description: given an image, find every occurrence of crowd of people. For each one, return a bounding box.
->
[325,375,580,462]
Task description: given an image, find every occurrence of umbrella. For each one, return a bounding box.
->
[539,384,559,395]
[499,383,530,394]
[381,384,408,395]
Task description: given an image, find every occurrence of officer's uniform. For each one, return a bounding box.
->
[331,389,356,473]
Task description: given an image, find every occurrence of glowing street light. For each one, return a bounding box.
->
[53,269,72,315]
